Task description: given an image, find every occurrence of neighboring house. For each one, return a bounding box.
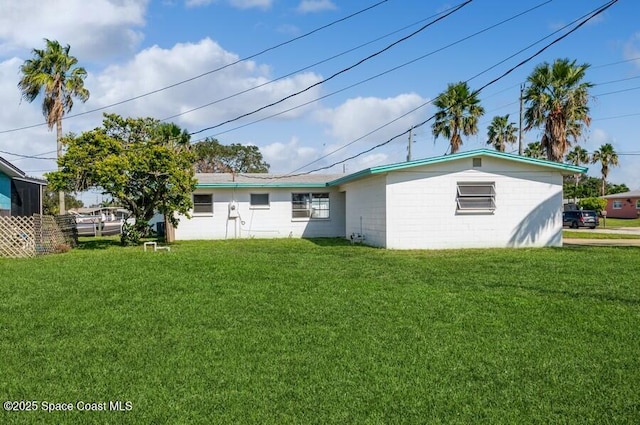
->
[0,156,46,217]
[174,149,586,249]
[601,190,640,219]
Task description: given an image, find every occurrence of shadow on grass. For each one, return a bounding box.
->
[76,237,122,250]
[305,237,373,248]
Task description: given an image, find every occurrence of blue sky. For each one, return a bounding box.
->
[0,0,639,195]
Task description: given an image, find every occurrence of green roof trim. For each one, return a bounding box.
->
[327,149,587,186]
[195,183,330,189]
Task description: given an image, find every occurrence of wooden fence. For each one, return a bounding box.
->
[0,214,77,258]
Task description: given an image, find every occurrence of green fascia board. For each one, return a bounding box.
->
[195,183,330,189]
[327,149,588,186]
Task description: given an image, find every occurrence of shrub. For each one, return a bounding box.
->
[577,197,607,214]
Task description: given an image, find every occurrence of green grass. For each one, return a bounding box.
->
[602,217,640,228]
[563,230,640,239]
[1,239,640,424]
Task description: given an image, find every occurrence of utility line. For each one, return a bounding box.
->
[0,0,390,135]
[200,0,552,141]
[189,0,475,136]
[276,0,618,178]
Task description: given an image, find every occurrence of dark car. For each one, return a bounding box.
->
[562,210,600,229]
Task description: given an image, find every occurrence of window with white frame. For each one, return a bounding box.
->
[613,200,623,209]
[193,194,213,214]
[636,199,640,209]
[456,182,496,212]
[250,193,270,208]
[292,193,330,219]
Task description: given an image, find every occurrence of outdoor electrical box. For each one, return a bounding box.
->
[228,201,239,218]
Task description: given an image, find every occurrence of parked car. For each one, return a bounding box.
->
[562,210,600,229]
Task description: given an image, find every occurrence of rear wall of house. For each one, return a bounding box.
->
[0,173,11,216]
[604,198,640,219]
[383,156,564,249]
[174,187,345,240]
[341,175,387,247]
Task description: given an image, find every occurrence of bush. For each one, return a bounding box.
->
[577,197,607,214]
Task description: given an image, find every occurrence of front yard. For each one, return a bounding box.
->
[1,239,639,424]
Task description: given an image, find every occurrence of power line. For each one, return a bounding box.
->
[160,3,468,123]
[0,0,391,135]
[278,0,618,178]
[189,0,475,136]
[0,149,56,160]
[201,0,553,141]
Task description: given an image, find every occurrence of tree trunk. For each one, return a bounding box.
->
[56,119,66,214]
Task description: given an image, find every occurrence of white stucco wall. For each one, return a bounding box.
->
[382,156,563,249]
[174,187,345,240]
[340,175,387,247]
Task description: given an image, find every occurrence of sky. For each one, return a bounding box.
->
[0,0,639,202]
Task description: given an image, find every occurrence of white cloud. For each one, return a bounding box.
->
[0,0,147,62]
[623,32,640,71]
[297,0,337,14]
[315,93,429,144]
[87,38,323,131]
[260,137,319,173]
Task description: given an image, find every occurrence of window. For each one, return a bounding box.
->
[193,194,213,214]
[456,182,496,212]
[292,193,330,219]
[613,200,623,209]
[250,193,269,208]
[472,158,482,168]
[636,200,640,209]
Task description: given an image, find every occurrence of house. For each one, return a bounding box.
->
[0,156,47,217]
[174,149,586,249]
[601,190,640,219]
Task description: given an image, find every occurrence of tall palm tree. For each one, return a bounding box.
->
[591,143,619,196]
[565,145,590,201]
[523,58,592,162]
[18,39,90,214]
[432,81,484,154]
[523,142,545,159]
[486,114,517,152]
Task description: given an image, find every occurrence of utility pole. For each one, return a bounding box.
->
[518,83,524,155]
[407,126,414,162]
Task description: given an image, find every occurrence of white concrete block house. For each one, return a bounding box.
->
[175,149,586,249]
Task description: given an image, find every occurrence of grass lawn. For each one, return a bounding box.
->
[563,230,640,239]
[601,217,640,228]
[1,238,639,424]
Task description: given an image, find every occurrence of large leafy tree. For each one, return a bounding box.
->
[18,39,90,214]
[193,138,269,173]
[486,114,517,152]
[432,81,484,154]
[42,190,84,216]
[523,58,593,162]
[591,143,619,196]
[46,114,196,245]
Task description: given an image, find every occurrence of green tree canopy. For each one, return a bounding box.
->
[42,190,84,216]
[432,81,484,154]
[46,114,196,244]
[18,39,90,214]
[591,143,619,196]
[523,142,545,159]
[486,114,517,152]
[193,138,269,173]
[523,58,592,162]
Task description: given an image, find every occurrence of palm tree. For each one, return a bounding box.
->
[523,142,545,159]
[523,58,592,162]
[486,114,517,152]
[432,81,484,154]
[565,145,590,201]
[18,39,90,214]
[591,143,619,196]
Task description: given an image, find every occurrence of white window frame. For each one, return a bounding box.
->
[292,193,330,219]
[613,200,623,209]
[193,193,213,215]
[456,182,496,212]
[250,193,270,209]
[636,200,640,210]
